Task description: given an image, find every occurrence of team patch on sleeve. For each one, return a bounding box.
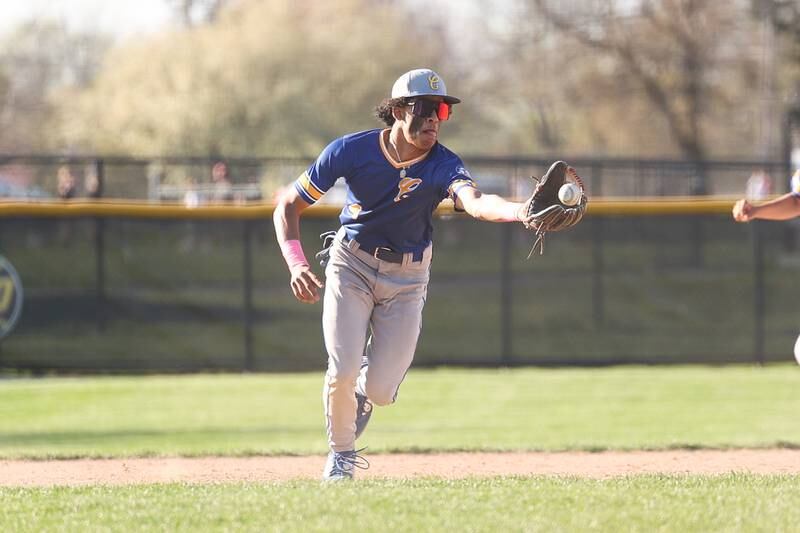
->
[447,178,476,212]
[293,171,325,204]
[448,178,476,201]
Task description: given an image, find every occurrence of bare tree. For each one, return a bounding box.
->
[0,20,110,152]
[753,0,800,35]
[751,0,800,92]
[531,0,742,181]
[166,0,230,27]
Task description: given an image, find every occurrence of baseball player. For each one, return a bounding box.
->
[273,68,537,481]
[733,188,800,222]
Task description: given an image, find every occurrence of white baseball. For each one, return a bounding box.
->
[794,333,800,365]
[558,183,581,206]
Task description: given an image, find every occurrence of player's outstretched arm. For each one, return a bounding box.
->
[453,186,524,222]
[733,193,800,222]
[273,187,324,304]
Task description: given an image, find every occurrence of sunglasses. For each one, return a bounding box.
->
[407,99,452,121]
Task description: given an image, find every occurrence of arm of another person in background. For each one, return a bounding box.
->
[453,184,525,222]
[273,186,324,303]
[733,193,800,222]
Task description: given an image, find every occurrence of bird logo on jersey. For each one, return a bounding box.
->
[394,177,422,202]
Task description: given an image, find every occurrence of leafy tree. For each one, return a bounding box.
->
[40,0,795,162]
[58,0,446,157]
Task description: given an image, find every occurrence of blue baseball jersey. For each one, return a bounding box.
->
[294,128,475,254]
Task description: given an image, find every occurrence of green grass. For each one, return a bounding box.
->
[1,366,799,458]
[2,367,799,533]
[1,476,799,532]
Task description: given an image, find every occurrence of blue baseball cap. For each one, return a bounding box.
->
[391,68,460,104]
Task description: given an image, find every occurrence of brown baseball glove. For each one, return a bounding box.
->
[520,161,588,257]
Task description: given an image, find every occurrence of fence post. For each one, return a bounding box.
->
[93,158,106,333]
[243,220,254,371]
[689,160,707,268]
[92,158,105,198]
[753,221,765,365]
[591,164,604,327]
[500,223,513,364]
[94,217,106,332]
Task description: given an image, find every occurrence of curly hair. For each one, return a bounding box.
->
[374,97,408,126]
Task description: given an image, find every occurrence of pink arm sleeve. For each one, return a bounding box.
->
[279,239,309,270]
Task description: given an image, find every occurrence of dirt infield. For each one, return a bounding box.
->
[2,449,799,486]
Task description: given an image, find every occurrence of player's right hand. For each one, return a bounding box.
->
[732,199,754,222]
[289,266,324,303]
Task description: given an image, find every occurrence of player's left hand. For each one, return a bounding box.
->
[520,161,587,256]
[289,266,324,303]
[732,199,754,222]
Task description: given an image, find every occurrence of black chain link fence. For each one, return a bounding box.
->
[0,207,798,373]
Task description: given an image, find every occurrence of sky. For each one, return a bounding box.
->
[0,0,484,38]
[0,0,172,38]
[0,0,493,41]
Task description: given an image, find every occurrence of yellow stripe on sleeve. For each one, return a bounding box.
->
[296,171,324,202]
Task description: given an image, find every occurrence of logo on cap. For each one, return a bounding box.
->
[428,74,440,91]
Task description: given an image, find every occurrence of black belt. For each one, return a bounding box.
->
[361,244,406,264]
[343,235,419,264]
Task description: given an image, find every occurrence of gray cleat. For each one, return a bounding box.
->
[322,448,369,481]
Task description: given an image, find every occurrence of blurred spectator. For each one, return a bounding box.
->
[55,165,78,244]
[84,161,103,198]
[745,169,772,201]
[0,164,48,199]
[184,177,200,208]
[181,177,201,252]
[56,165,77,199]
[211,161,234,202]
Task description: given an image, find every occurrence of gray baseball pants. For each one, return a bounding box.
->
[322,231,432,452]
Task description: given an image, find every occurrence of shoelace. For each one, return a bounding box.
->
[331,447,370,474]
